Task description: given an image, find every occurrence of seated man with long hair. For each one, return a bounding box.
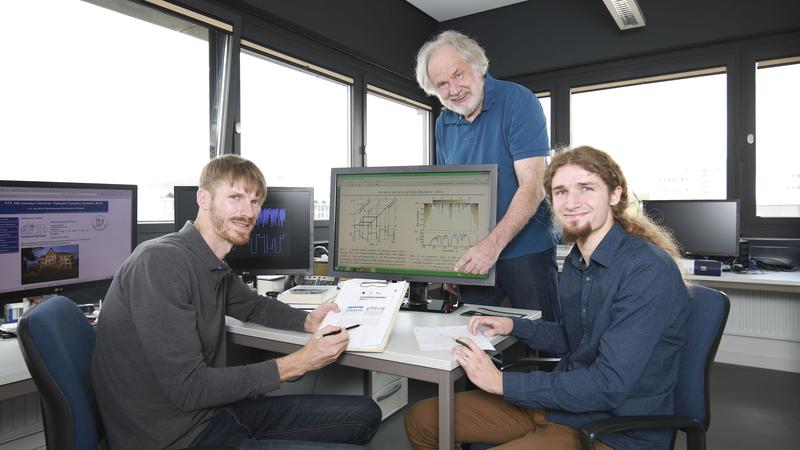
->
[404,146,691,450]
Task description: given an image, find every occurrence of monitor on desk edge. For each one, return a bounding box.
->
[0,180,137,302]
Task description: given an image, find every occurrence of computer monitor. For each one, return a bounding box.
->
[173,186,314,279]
[641,199,740,259]
[0,180,137,302]
[328,165,498,311]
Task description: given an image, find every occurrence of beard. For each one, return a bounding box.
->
[443,92,482,117]
[209,203,253,246]
[561,221,593,244]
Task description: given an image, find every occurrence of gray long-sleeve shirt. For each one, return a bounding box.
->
[91,222,308,450]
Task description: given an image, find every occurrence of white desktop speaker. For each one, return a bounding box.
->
[257,275,287,295]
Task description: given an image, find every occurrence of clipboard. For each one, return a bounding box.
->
[319,279,408,352]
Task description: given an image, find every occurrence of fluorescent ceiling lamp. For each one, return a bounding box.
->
[602,0,646,30]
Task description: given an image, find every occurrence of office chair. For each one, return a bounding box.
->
[577,285,730,450]
[17,295,106,450]
[17,296,235,450]
[469,286,729,450]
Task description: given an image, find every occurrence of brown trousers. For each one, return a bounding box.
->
[404,390,613,450]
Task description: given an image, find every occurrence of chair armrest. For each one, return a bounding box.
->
[579,415,706,450]
[500,357,561,372]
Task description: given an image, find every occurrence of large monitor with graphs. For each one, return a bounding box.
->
[328,165,498,309]
[641,199,740,259]
[0,180,137,302]
[173,186,314,279]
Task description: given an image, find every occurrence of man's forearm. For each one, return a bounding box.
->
[275,352,309,381]
[487,181,544,250]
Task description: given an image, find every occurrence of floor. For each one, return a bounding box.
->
[1,363,796,450]
[369,362,800,450]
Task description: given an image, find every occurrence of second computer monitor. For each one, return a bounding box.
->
[173,186,314,277]
[328,164,498,286]
[641,199,740,259]
[0,180,137,302]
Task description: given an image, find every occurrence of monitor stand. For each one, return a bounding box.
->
[399,281,462,314]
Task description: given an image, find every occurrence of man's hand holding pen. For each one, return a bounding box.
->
[451,336,504,395]
[276,323,355,381]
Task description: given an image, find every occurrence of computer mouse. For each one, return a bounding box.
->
[732,263,745,273]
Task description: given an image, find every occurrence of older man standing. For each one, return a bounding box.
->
[415,31,558,320]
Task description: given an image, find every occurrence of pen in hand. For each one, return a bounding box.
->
[322,324,360,337]
[453,338,503,365]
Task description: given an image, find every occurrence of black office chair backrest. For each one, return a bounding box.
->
[674,285,730,430]
[18,295,104,450]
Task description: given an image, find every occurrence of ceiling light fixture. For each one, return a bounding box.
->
[602,0,646,30]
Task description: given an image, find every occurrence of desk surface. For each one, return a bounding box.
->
[0,339,30,386]
[227,304,541,450]
[558,245,800,294]
[227,305,542,371]
[687,270,800,293]
[0,338,36,401]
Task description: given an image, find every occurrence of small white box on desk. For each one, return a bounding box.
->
[4,303,24,324]
[682,259,722,276]
[277,285,338,304]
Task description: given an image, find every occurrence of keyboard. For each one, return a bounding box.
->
[299,275,338,286]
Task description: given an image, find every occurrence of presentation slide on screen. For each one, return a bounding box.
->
[0,187,133,295]
[334,172,492,279]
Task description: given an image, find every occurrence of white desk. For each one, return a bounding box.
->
[686,270,800,372]
[687,270,800,294]
[227,304,541,450]
[0,339,35,401]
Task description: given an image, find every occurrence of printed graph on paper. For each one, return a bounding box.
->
[418,200,480,248]
[350,198,397,243]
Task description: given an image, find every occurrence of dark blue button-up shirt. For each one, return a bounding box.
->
[503,222,690,449]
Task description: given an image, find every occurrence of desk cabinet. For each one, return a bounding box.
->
[688,272,800,373]
[370,372,408,420]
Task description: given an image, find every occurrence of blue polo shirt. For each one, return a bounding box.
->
[435,73,554,259]
[502,222,691,450]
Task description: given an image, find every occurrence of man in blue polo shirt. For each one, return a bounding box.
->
[415,30,558,319]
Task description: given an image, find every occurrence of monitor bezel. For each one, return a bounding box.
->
[173,185,199,233]
[641,199,740,259]
[328,164,498,286]
[173,185,314,277]
[0,179,137,302]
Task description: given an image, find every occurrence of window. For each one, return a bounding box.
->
[365,86,431,167]
[571,69,727,201]
[0,0,211,222]
[755,57,800,218]
[536,93,552,147]
[239,43,351,220]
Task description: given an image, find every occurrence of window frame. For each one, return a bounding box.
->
[365,83,433,167]
[236,40,354,222]
[512,31,800,238]
[234,20,434,228]
[741,36,800,237]
[125,0,432,235]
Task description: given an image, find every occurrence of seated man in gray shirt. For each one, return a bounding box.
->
[92,154,381,450]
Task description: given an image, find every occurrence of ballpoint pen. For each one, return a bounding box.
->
[453,338,503,365]
[322,323,361,337]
